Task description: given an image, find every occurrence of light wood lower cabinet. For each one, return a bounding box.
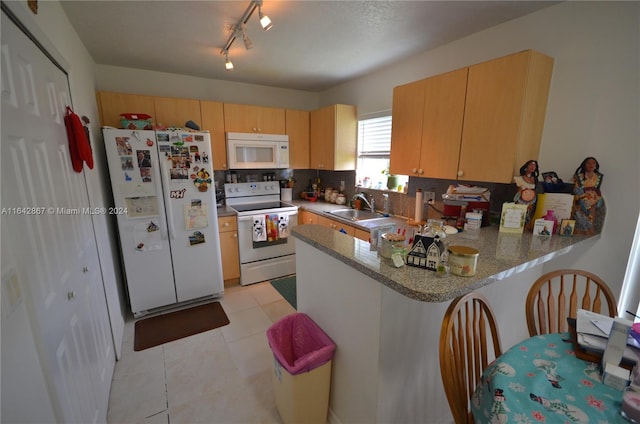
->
[298,209,370,242]
[217,216,240,286]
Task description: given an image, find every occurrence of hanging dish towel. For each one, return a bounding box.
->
[277,213,289,239]
[252,215,267,242]
[64,106,94,172]
[267,213,279,242]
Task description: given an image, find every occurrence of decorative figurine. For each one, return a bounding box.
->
[571,157,605,234]
[514,160,539,230]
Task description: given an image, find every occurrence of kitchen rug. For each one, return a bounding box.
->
[270,275,297,309]
[134,301,229,351]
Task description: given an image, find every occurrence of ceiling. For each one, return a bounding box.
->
[60,1,558,92]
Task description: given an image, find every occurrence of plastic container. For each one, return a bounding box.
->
[267,313,336,424]
[448,245,479,276]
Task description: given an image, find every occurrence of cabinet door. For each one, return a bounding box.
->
[286,109,310,169]
[310,106,332,169]
[333,104,357,171]
[256,106,285,134]
[224,103,255,132]
[154,96,202,129]
[420,68,468,180]
[310,104,356,171]
[217,216,240,283]
[96,91,156,128]
[298,209,318,225]
[200,100,227,170]
[458,50,553,183]
[389,80,425,176]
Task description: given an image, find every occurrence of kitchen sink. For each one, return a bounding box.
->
[327,208,384,221]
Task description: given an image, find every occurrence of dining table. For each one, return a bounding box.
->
[471,332,634,423]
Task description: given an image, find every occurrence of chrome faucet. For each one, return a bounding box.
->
[353,193,375,213]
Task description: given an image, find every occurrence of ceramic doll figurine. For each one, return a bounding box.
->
[514,160,539,230]
[571,157,606,234]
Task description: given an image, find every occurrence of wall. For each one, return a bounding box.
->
[95,65,320,111]
[319,1,640,300]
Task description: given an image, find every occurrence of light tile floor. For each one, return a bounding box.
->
[107,281,296,424]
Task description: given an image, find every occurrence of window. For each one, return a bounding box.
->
[356,116,407,190]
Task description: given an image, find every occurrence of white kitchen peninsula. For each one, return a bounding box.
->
[291,224,600,424]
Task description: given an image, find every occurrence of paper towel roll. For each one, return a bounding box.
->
[415,189,423,222]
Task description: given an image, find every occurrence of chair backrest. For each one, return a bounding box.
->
[439,292,502,424]
[525,269,618,337]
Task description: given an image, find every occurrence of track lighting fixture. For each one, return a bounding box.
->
[219,0,273,69]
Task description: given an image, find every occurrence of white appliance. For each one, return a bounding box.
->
[225,181,298,285]
[103,128,224,316]
[226,132,289,169]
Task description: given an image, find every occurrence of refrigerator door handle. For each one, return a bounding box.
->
[161,159,176,240]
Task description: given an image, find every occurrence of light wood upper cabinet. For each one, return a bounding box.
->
[96,91,156,128]
[154,96,202,129]
[200,100,227,171]
[286,109,310,169]
[457,50,553,183]
[223,103,286,134]
[389,69,467,179]
[310,104,357,170]
[390,50,553,183]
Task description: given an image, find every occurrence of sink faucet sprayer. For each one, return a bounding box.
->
[352,192,375,213]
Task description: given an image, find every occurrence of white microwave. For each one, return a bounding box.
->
[226,132,290,169]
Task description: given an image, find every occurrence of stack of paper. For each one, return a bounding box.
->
[576,309,640,363]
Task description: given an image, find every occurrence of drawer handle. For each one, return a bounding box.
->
[224,222,230,227]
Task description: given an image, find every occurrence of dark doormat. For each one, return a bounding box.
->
[134,301,229,351]
[270,275,297,309]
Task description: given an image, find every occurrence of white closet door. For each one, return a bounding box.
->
[1,11,114,423]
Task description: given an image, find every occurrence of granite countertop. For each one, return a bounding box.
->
[291,224,599,303]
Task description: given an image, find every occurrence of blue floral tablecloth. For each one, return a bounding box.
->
[471,332,629,423]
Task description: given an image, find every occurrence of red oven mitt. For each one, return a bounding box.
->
[64,106,94,172]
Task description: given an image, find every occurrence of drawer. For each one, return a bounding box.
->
[218,216,237,232]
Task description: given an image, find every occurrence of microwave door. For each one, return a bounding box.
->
[229,140,278,169]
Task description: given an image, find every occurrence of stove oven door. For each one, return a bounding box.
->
[237,211,298,263]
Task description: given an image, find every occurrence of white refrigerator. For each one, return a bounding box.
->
[103,128,223,316]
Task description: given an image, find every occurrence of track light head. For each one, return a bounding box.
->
[224,50,234,70]
[258,7,272,31]
[241,24,254,50]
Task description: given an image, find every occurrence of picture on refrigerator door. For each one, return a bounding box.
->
[140,168,152,183]
[157,133,170,142]
[134,221,163,252]
[170,168,189,180]
[121,156,134,170]
[193,168,212,192]
[184,201,209,230]
[137,150,152,168]
[116,136,133,155]
[188,231,205,246]
[125,196,159,217]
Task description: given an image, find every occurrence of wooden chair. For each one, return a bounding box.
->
[439,292,502,424]
[525,269,618,337]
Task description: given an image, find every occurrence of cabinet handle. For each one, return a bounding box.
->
[457,170,464,177]
[233,233,237,238]
[418,169,424,175]
[412,168,418,174]
[67,291,76,301]
[82,266,89,273]
[224,222,230,227]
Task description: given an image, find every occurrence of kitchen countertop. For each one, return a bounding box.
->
[291,223,599,303]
